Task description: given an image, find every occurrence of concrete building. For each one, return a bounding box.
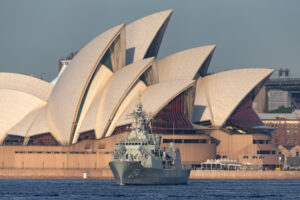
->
[253,78,300,112]
[0,10,280,175]
[267,90,291,111]
[265,78,300,110]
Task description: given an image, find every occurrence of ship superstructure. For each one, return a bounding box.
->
[109,102,190,185]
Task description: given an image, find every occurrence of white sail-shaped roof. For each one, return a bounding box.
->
[0,90,46,143]
[27,106,51,137]
[93,58,153,138]
[116,80,195,127]
[105,80,148,137]
[126,9,173,64]
[6,105,44,137]
[0,73,53,143]
[77,80,148,137]
[73,58,154,143]
[0,72,53,101]
[192,68,274,127]
[69,65,113,142]
[156,45,216,82]
[47,24,125,145]
[6,105,52,137]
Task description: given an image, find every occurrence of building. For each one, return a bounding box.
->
[259,113,300,146]
[0,10,279,174]
[265,78,300,110]
[277,145,300,170]
[253,78,300,112]
[259,113,300,169]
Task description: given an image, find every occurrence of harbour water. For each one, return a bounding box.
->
[0,179,299,199]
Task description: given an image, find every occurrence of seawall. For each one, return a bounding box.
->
[0,168,113,179]
[0,168,300,179]
[190,170,300,179]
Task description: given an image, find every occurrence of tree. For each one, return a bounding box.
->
[267,106,292,113]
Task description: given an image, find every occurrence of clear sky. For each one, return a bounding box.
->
[0,0,299,81]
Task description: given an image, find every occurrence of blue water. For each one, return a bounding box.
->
[0,179,299,199]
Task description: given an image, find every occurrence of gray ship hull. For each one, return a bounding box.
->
[109,161,190,185]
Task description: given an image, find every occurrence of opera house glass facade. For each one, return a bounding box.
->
[0,10,279,171]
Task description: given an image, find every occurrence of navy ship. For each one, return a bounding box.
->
[109,101,190,185]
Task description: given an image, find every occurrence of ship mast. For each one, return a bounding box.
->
[127,95,152,138]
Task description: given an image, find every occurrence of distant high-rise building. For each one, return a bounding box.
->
[268,90,291,110]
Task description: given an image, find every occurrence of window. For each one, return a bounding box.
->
[253,140,267,144]
[174,139,182,143]
[163,139,206,144]
[222,155,227,159]
[296,152,299,157]
[258,150,276,155]
[243,155,248,159]
[183,139,207,143]
[252,156,257,159]
[3,135,24,145]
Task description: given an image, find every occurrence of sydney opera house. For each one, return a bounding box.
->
[0,10,279,173]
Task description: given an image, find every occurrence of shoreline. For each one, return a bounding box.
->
[0,168,300,179]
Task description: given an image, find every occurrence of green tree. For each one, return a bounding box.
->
[267,106,292,113]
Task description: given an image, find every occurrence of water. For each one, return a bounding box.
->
[0,179,299,200]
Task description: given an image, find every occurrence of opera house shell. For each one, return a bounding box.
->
[0,10,279,172]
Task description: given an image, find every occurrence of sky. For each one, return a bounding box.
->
[0,0,299,81]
